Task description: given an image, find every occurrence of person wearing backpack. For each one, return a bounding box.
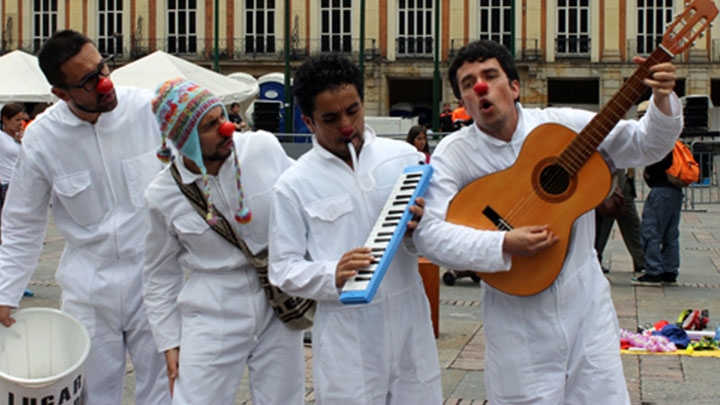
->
[632,145,684,286]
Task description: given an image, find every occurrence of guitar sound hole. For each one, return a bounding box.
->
[539,165,570,195]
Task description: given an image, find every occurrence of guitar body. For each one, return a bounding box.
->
[446,123,612,296]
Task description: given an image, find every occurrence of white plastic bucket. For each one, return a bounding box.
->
[0,308,90,405]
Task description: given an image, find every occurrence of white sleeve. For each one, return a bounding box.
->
[413,152,511,272]
[599,93,683,168]
[142,200,184,353]
[268,187,342,302]
[0,147,52,306]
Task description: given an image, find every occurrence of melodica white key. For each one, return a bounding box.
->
[340,164,433,305]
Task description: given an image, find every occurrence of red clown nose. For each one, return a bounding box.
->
[473,81,489,96]
[219,121,235,137]
[339,126,354,139]
[96,77,114,94]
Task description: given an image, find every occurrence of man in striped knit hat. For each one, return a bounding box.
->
[143,78,304,404]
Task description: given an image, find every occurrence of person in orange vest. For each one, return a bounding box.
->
[439,102,454,132]
[451,101,472,130]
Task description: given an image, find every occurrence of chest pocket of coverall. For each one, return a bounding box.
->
[303,194,355,252]
[53,171,104,228]
[172,213,233,260]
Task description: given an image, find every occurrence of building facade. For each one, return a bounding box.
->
[1,0,719,121]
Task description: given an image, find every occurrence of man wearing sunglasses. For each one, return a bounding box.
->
[0,30,169,404]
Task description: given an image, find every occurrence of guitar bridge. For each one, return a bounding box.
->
[482,206,514,231]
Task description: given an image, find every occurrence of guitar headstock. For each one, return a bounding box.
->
[662,0,719,56]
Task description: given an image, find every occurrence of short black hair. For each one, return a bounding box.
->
[293,54,363,119]
[38,30,93,86]
[448,40,520,100]
[230,102,240,108]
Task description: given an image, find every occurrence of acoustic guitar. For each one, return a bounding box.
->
[445,0,718,296]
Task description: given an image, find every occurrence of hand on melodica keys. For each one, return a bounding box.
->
[404,196,426,237]
[335,247,374,288]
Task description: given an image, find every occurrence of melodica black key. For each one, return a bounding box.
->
[340,165,433,304]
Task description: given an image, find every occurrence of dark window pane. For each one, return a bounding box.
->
[343,10,350,32]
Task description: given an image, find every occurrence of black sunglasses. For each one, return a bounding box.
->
[61,54,115,92]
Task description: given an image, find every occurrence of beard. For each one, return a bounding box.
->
[71,90,118,114]
[203,148,232,163]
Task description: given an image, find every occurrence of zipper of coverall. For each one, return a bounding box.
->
[348,143,378,234]
[92,122,121,260]
[209,172,261,342]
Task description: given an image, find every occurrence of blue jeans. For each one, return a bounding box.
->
[640,186,683,277]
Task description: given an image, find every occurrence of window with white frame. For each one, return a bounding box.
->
[33,0,58,53]
[636,0,673,54]
[479,0,513,50]
[167,0,197,54]
[556,0,590,56]
[245,0,276,54]
[321,0,352,53]
[98,0,123,56]
[397,0,433,57]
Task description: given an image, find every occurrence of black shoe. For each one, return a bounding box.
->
[601,266,610,274]
[634,267,645,273]
[631,273,663,286]
[660,273,678,286]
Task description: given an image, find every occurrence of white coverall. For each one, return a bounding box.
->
[0,130,20,184]
[414,98,683,404]
[143,131,305,404]
[269,126,443,404]
[0,87,169,404]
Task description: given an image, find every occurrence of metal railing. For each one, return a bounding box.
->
[449,38,540,62]
[554,36,590,58]
[634,138,720,210]
[128,37,379,61]
[0,37,380,62]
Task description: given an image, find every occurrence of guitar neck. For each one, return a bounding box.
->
[558,47,673,175]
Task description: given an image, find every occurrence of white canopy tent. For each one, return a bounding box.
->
[0,50,56,104]
[111,51,258,106]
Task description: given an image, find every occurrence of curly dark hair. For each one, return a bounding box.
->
[38,30,93,87]
[293,54,363,119]
[448,39,520,101]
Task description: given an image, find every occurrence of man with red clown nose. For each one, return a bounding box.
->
[143,78,304,404]
[0,30,170,404]
[268,54,442,404]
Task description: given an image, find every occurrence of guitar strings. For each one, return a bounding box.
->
[499,51,665,230]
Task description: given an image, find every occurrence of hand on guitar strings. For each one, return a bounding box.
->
[405,197,426,237]
[502,225,559,258]
[633,55,677,115]
[336,247,373,288]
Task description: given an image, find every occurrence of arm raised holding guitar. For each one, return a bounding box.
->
[413,1,716,403]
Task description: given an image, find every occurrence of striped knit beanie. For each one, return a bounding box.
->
[152,78,252,224]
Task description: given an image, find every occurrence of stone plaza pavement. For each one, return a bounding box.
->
[15,201,720,404]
